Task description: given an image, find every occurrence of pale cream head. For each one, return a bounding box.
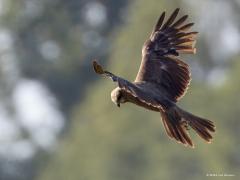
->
[111,87,125,107]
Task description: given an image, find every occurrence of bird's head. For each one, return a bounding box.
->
[111,87,126,107]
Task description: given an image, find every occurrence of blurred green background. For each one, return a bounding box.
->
[0,0,239,180]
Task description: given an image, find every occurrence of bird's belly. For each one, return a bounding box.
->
[129,96,160,112]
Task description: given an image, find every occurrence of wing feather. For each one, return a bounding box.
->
[136,8,197,102]
[92,61,164,110]
[152,12,166,34]
[171,15,188,28]
[161,8,179,30]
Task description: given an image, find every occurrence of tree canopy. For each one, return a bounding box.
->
[37,0,240,180]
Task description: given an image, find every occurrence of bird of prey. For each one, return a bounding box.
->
[93,8,215,148]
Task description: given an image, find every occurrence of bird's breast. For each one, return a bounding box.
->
[123,90,160,112]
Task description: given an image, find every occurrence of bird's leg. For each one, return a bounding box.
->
[181,120,190,131]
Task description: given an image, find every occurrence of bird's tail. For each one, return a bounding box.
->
[160,106,216,148]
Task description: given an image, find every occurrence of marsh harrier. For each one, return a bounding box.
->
[93,8,215,148]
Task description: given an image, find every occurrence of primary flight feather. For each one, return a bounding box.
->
[93,8,215,148]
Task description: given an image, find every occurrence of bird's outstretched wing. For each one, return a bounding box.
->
[93,61,164,109]
[135,8,197,102]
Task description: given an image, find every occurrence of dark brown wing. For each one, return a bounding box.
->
[93,61,166,110]
[135,8,197,102]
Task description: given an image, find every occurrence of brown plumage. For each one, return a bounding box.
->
[93,8,215,148]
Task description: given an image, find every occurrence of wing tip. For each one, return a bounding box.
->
[92,60,104,74]
[174,8,180,13]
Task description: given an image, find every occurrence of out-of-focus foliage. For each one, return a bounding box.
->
[38,0,240,180]
[3,0,126,112]
[0,0,127,179]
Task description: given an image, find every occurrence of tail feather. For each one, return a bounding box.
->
[160,106,216,148]
[161,109,194,147]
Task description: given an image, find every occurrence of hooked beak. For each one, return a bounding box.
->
[117,103,120,107]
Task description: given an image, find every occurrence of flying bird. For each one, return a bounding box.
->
[93,8,215,148]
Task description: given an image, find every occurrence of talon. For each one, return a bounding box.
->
[181,121,190,130]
